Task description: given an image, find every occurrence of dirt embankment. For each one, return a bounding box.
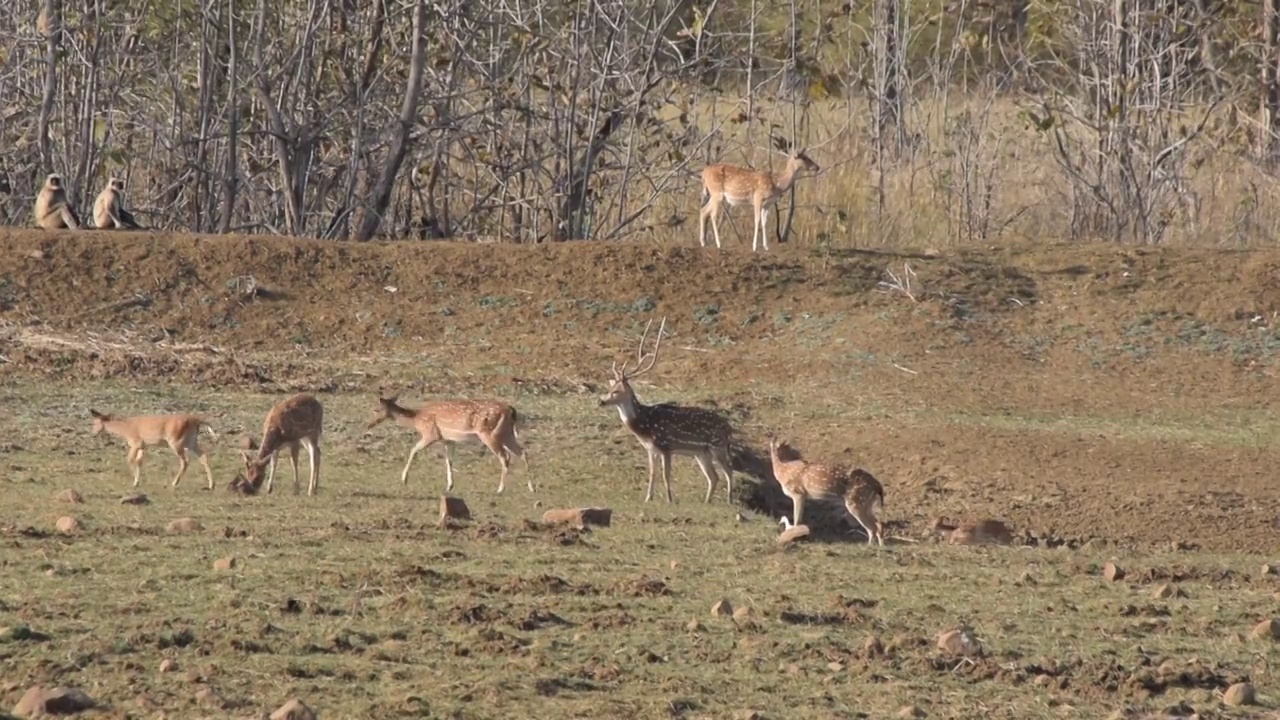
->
[1,231,1278,397]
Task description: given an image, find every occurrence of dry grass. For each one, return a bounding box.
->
[646,94,1280,252]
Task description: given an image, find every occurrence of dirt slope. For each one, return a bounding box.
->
[3,229,1280,551]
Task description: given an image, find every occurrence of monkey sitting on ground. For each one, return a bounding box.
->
[93,177,142,230]
[33,173,81,230]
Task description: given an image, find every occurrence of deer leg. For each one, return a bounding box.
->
[288,442,301,495]
[660,451,674,503]
[193,436,214,490]
[265,452,279,494]
[643,447,658,502]
[483,435,511,494]
[128,445,144,487]
[709,205,724,249]
[169,441,189,488]
[503,432,533,492]
[846,498,883,547]
[401,437,430,485]
[700,195,720,248]
[305,438,320,497]
[715,445,735,504]
[751,198,762,251]
[693,453,719,503]
[760,207,770,251]
[793,495,806,527]
[443,442,456,492]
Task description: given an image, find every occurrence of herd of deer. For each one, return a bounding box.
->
[32,142,821,250]
[88,317,1004,546]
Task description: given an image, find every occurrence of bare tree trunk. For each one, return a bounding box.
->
[355,0,427,241]
[1264,0,1280,163]
[219,0,239,233]
[37,0,60,174]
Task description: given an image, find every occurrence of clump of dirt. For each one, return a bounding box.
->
[501,574,598,596]
[516,609,571,631]
[611,575,671,598]
[449,602,505,626]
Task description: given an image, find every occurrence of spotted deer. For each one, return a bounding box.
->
[231,393,323,496]
[365,395,531,494]
[699,138,820,252]
[768,438,885,546]
[90,409,218,489]
[599,317,736,504]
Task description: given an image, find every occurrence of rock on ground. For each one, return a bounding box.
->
[166,517,204,534]
[12,686,96,717]
[270,698,318,720]
[542,507,612,528]
[55,516,81,535]
[440,496,471,522]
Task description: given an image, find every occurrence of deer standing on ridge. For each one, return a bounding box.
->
[699,138,820,252]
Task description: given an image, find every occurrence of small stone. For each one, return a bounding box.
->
[1263,563,1278,576]
[56,489,83,504]
[711,599,733,617]
[13,686,96,716]
[777,523,811,545]
[827,661,845,672]
[735,512,748,522]
[1251,619,1280,640]
[440,495,471,522]
[1016,572,1036,586]
[1223,682,1256,706]
[55,516,81,535]
[937,628,983,657]
[685,619,703,632]
[732,606,753,622]
[167,517,203,534]
[270,698,318,720]
[897,706,926,718]
[120,492,149,505]
[195,686,229,709]
[669,560,680,570]
[1152,583,1183,600]
[213,557,236,571]
[159,658,177,674]
[542,507,612,528]
[1103,562,1125,581]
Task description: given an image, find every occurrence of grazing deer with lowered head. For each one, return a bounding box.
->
[365,395,531,493]
[231,393,323,496]
[769,437,885,546]
[599,317,736,504]
[699,137,820,252]
[90,409,218,490]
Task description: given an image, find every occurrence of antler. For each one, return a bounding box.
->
[615,317,666,380]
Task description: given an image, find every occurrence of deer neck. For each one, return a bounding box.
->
[257,427,290,461]
[613,387,645,426]
[773,160,802,194]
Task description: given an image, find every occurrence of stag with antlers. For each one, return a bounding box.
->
[599,317,737,504]
[698,137,821,252]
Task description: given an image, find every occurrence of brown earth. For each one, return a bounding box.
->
[3,229,1280,552]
